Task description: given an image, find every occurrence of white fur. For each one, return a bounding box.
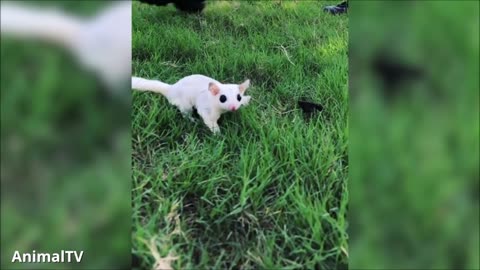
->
[0,2,131,89]
[132,75,251,134]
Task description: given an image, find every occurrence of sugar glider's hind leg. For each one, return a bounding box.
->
[168,97,195,122]
[177,105,196,122]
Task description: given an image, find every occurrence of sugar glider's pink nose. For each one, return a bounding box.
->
[229,106,237,111]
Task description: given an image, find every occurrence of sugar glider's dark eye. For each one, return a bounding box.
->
[219,95,227,103]
[237,94,242,101]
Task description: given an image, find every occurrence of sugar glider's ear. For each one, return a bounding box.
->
[241,95,252,106]
[209,82,220,95]
[239,79,250,94]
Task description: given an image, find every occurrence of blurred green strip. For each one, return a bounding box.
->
[0,1,131,269]
[350,1,479,269]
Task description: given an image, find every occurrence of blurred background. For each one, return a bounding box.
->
[1,1,131,269]
[349,1,479,269]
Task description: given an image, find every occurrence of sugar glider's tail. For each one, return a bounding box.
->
[131,76,170,96]
[0,2,83,48]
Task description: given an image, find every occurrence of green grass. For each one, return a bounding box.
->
[132,1,348,269]
[349,1,479,269]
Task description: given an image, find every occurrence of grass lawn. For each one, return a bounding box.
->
[132,1,348,269]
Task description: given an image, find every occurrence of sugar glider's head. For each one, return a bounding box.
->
[209,79,251,112]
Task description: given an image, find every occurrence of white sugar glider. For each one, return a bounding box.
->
[132,75,251,134]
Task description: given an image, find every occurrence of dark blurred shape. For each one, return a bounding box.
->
[324,1,348,15]
[138,0,206,13]
[298,100,323,118]
[372,51,425,99]
[131,253,142,269]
